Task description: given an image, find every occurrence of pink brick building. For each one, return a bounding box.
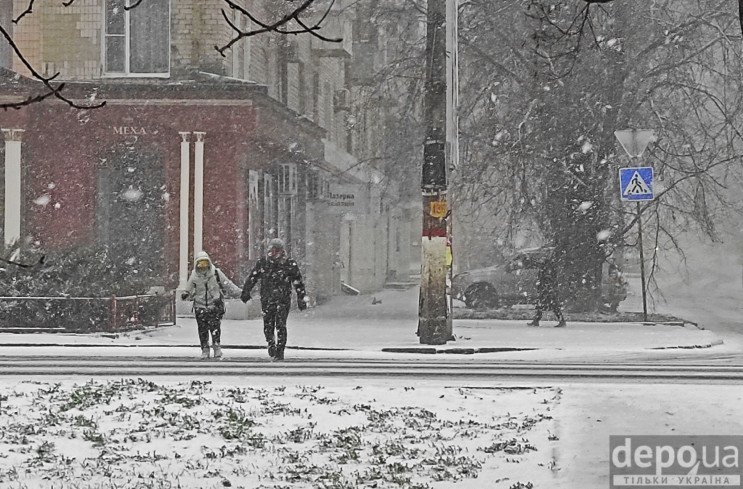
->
[0,0,414,303]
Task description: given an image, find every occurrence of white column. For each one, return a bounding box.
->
[193,132,206,255]
[178,132,191,290]
[2,129,24,248]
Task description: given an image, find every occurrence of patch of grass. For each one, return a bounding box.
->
[483,438,538,455]
[82,429,105,446]
[0,381,559,488]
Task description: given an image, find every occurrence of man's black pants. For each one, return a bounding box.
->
[262,301,290,349]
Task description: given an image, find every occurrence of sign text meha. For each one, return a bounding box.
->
[113,127,147,136]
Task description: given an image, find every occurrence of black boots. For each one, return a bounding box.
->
[267,343,285,360]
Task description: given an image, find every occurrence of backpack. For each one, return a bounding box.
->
[211,269,226,318]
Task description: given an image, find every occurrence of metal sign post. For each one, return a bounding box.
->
[615,129,656,322]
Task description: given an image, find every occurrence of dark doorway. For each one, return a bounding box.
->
[98,144,165,282]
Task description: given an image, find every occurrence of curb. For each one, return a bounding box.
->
[381,347,539,355]
[0,343,349,351]
[649,338,724,350]
[0,344,537,354]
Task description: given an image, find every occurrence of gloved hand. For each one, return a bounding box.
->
[241,291,251,303]
[180,291,189,301]
[297,296,308,311]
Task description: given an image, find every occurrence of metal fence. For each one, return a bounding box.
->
[0,293,176,332]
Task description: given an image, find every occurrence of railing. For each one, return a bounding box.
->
[0,293,176,332]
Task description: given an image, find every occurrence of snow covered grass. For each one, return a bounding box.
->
[0,379,560,489]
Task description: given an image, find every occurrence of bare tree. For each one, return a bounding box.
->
[453,0,743,310]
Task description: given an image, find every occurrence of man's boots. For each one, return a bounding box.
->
[526,319,540,327]
[267,343,276,359]
[555,319,567,328]
[212,344,223,359]
[201,347,210,360]
[274,345,285,361]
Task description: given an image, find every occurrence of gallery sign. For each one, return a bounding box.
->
[324,184,367,215]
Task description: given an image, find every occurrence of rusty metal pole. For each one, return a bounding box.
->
[418,0,450,345]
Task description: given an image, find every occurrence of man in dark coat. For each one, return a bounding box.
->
[241,238,308,360]
[527,252,566,328]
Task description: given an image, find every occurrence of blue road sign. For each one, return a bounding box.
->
[619,167,654,201]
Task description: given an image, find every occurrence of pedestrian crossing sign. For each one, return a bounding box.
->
[619,167,654,201]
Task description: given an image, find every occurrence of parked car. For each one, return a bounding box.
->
[451,248,627,310]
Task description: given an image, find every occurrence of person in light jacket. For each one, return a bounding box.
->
[182,251,241,359]
[241,238,308,361]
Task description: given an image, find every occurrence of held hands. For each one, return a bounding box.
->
[298,296,309,311]
[180,291,190,301]
[240,291,251,303]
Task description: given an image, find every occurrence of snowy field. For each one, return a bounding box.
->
[2,377,742,489]
[0,378,560,489]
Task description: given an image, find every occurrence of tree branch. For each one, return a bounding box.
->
[0,24,105,110]
[125,0,144,10]
[13,0,35,24]
[216,0,341,57]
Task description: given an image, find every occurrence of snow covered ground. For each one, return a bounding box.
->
[0,235,740,488]
[0,377,562,489]
[1,377,741,489]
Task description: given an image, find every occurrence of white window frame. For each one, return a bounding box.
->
[277,195,294,246]
[103,0,170,77]
[278,163,297,196]
[248,170,260,260]
[263,174,276,241]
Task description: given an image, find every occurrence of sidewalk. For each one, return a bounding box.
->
[0,287,723,361]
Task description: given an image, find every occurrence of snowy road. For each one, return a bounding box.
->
[2,356,743,383]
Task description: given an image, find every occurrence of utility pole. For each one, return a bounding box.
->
[419,0,453,344]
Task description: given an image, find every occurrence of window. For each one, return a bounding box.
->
[105,0,169,76]
[278,163,297,195]
[0,4,11,69]
[248,170,260,260]
[263,174,276,242]
[307,169,328,201]
[277,195,294,252]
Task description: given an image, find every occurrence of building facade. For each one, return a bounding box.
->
[0,0,414,304]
